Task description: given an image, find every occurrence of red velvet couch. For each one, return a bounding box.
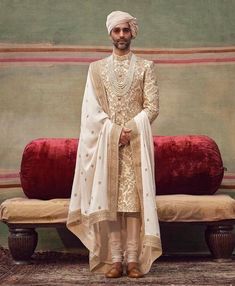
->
[2,135,235,265]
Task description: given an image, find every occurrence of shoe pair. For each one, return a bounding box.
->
[105,262,144,278]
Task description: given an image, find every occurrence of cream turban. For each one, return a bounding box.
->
[106,11,138,39]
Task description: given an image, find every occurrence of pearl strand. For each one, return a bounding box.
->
[108,54,136,97]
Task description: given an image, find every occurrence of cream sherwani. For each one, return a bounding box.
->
[67,52,162,274]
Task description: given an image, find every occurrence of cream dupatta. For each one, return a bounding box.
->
[67,60,162,274]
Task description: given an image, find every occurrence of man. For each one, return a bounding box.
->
[67,10,162,278]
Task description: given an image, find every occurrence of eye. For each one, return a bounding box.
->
[112,28,131,34]
[112,28,121,34]
[123,28,131,33]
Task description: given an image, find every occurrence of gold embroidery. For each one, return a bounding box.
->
[117,144,140,212]
[128,119,144,216]
[108,124,122,214]
[89,56,159,214]
[143,62,160,123]
[143,235,162,248]
[98,55,159,213]
[67,209,111,228]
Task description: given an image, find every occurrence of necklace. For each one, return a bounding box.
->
[108,53,136,97]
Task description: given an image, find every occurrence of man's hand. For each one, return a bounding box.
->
[119,127,132,146]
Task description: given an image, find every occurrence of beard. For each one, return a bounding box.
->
[113,38,131,51]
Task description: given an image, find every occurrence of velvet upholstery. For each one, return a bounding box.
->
[154,136,224,195]
[20,136,224,199]
[20,138,78,199]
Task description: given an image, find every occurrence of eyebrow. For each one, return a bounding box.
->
[112,27,131,32]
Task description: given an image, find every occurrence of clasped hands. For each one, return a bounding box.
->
[119,127,131,146]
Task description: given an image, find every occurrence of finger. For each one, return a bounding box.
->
[125,134,130,141]
[121,138,128,145]
[123,127,131,131]
[120,133,125,141]
[123,129,132,133]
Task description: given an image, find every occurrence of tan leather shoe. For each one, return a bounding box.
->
[127,262,144,278]
[105,262,123,278]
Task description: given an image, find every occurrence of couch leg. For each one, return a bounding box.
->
[8,228,38,264]
[205,224,235,261]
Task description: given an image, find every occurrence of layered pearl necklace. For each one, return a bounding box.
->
[108,53,136,97]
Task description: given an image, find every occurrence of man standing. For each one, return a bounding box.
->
[67,11,162,278]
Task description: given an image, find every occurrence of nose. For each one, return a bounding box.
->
[119,30,124,38]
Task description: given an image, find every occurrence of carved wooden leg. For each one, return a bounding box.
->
[8,228,38,264]
[205,224,235,261]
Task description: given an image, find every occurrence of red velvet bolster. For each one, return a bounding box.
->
[154,135,224,195]
[20,136,224,199]
[20,138,78,199]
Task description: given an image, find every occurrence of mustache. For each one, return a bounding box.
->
[117,39,129,43]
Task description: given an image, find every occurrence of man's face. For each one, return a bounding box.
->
[110,22,132,51]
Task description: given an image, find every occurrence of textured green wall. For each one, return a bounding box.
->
[0,0,235,47]
[1,64,234,171]
[0,65,88,170]
[157,64,235,170]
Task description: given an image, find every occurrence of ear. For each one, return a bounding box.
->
[109,32,113,41]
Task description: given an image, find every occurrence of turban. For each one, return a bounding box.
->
[106,11,138,39]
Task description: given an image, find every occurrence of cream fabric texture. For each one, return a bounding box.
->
[68,70,113,219]
[1,194,235,223]
[134,111,160,236]
[106,10,138,38]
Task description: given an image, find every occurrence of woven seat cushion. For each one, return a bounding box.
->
[1,194,235,224]
[20,136,224,199]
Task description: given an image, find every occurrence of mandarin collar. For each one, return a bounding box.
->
[112,51,132,61]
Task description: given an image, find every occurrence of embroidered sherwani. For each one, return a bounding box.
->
[67,52,162,274]
[101,52,158,212]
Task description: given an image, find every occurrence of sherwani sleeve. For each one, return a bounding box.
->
[125,61,159,140]
[142,61,159,124]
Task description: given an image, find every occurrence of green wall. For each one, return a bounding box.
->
[1,64,235,171]
[0,0,235,47]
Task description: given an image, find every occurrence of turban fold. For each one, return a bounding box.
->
[106,11,138,39]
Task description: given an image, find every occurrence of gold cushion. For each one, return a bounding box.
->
[1,194,235,224]
[156,194,235,222]
[0,198,69,224]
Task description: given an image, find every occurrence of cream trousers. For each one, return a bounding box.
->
[109,212,140,263]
